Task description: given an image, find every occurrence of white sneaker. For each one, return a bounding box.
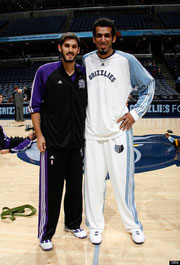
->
[64,226,87,239]
[40,239,53,251]
[90,230,102,245]
[131,229,145,244]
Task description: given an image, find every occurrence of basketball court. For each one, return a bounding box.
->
[0,118,180,265]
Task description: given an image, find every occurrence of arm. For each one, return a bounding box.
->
[29,66,46,152]
[31,112,46,152]
[118,54,155,131]
[117,80,155,131]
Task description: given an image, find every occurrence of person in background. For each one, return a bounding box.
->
[14,88,24,122]
[165,132,180,150]
[83,18,155,245]
[0,125,36,154]
[2,95,7,103]
[7,95,14,103]
[23,86,31,102]
[29,32,87,251]
[0,94,8,103]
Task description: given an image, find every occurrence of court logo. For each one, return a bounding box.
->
[17,141,40,166]
[17,134,180,173]
[133,134,180,173]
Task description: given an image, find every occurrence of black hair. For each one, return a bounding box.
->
[59,32,80,47]
[92,18,117,37]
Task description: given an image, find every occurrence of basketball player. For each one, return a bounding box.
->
[165,132,180,150]
[29,33,87,251]
[0,124,36,154]
[83,18,155,245]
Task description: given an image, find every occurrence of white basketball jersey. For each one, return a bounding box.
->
[83,50,155,140]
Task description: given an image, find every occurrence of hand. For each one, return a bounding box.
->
[0,149,10,154]
[37,134,46,152]
[117,112,135,131]
[28,131,36,140]
[165,133,169,138]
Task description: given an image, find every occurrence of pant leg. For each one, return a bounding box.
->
[38,150,66,241]
[16,107,20,121]
[20,105,24,120]
[84,139,107,232]
[64,149,83,229]
[105,129,142,233]
[9,136,27,149]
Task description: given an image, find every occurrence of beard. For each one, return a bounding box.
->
[61,52,76,63]
[98,49,107,55]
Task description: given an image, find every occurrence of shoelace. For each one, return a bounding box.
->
[73,228,83,233]
[42,239,51,243]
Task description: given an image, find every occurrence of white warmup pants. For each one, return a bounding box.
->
[84,129,142,233]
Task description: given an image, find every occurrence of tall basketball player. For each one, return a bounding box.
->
[83,18,155,245]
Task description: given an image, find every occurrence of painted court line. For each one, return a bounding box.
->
[92,244,101,265]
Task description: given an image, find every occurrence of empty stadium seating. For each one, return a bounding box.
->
[0,61,44,99]
[165,58,180,79]
[68,12,155,32]
[158,12,180,29]
[0,16,66,37]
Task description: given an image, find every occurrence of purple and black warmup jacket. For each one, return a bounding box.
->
[29,60,87,151]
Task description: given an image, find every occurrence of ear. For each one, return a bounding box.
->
[112,35,116,43]
[93,36,96,44]
[78,47,80,54]
[58,44,61,53]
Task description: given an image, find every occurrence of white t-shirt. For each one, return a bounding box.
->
[83,50,155,140]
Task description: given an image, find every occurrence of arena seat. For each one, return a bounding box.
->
[68,12,155,32]
[158,12,180,29]
[0,19,9,30]
[0,16,66,37]
[165,58,180,79]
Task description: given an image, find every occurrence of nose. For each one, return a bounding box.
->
[101,35,106,42]
[69,46,73,52]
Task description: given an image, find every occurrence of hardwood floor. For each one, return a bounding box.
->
[0,118,180,265]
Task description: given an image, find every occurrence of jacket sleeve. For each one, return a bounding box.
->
[128,55,155,121]
[28,66,45,114]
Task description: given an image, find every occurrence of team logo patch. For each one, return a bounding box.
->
[114,144,124,153]
[17,135,180,173]
[78,79,85,89]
